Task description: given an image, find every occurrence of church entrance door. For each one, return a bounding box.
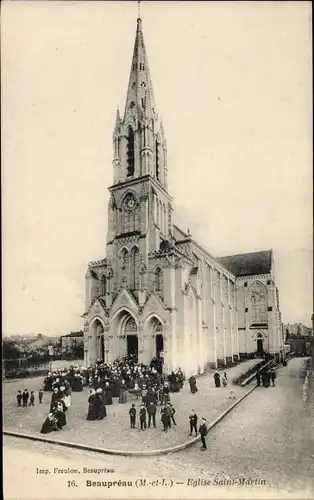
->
[257,337,264,356]
[124,317,138,362]
[155,334,164,359]
[127,335,138,361]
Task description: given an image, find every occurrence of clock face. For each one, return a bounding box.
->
[124,194,137,211]
[127,198,135,209]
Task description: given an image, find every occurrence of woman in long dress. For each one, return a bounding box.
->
[95,389,107,419]
[189,376,198,394]
[118,380,128,404]
[87,390,97,420]
[54,402,67,430]
[104,382,113,405]
[213,371,221,388]
[163,382,171,403]
[40,413,57,434]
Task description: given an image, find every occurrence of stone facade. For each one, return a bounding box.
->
[82,18,284,377]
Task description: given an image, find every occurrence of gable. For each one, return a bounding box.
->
[142,292,167,322]
[89,297,107,317]
[109,288,139,319]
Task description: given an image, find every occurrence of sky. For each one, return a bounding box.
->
[2,1,313,336]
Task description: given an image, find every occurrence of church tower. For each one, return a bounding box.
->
[106,16,173,304]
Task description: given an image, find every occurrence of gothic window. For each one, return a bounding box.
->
[130,247,140,290]
[155,140,160,181]
[120,248,129,287]
[154,268,163,291]
[127,127,135,177]
[141,82,146,87]
[101,275,107,296]
[125,317,137,334]
[250,282,267,324]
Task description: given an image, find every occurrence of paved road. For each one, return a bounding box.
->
[4,358,313,500]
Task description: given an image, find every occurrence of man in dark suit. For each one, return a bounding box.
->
[161,405,169,432]
[169,403,177,426]
[22,389,29,407]
[147,401,157,428]
[129,404,136,428]
[199,417,208,450]
[139,403,147,431]
[189,409,198,436]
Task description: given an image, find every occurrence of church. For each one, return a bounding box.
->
[82,16,285,376]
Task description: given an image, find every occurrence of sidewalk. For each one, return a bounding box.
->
[3,360,258,453]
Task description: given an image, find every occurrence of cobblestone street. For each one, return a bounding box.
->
[4,358,313,499]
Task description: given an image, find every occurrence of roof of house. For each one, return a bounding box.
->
[28,336,59,348]
[62,331,84,338]
[217,250,272,277]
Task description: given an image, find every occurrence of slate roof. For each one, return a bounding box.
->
[217,250,272,277]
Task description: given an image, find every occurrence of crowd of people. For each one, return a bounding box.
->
[14,355,280,450]
[256,367,277,388]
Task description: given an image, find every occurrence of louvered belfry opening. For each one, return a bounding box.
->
[127,127,135,177]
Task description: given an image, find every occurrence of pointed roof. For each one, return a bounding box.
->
[113,107,121,135]
[123,18,156,121]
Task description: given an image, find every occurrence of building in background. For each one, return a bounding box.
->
[60,331,84,352]
[82,17,284,376]
[284,322,312,357]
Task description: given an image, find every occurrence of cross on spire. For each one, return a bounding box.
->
[137,0,141,20]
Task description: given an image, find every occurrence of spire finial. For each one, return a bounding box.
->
[137,0,141,21]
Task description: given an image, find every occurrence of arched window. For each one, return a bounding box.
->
[250,282,267,324]
[101,275,107,296]
[155,268,163,291]
[127,127,135,177]
[120,248,129,287]
[130,247,140,290]
[155,140,160,181]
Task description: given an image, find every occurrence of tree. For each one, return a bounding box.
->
[2,339,22,360]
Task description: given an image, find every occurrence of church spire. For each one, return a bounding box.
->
[123,16,156,121]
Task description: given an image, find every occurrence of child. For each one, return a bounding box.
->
[129,403,136,428]
[39,389,43,403]
[139,403,147,431]
[29,391,35,406]
[16,391,22,407]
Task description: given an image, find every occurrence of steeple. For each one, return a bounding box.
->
[123,17,156,121]
[111,15,168,191]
